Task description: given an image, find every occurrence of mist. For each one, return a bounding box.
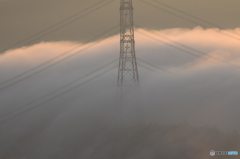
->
[0,27,240,158]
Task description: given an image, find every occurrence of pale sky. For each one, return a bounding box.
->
[1,0,240,53]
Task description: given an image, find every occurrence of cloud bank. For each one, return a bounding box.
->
[0,27,240,158]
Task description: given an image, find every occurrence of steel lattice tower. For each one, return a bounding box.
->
[118,0,139,86]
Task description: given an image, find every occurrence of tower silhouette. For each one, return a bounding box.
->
[118,0,139,86]
[115,0,144,126]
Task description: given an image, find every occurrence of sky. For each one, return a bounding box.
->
[1,0,240,52]
[1,0,240,158]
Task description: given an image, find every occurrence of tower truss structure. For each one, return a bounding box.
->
[118,0,139,86]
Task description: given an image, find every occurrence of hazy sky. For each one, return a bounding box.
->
[1,0,240,53]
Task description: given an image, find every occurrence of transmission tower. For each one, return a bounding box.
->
[118,0,139,86]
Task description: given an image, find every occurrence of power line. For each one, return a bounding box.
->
[0,25,119,92]
[0,59,118,119]
[0,64,117,125]
[140,0,203,26]
[0,0,113,54]
[140,0,240,42]
[0,0,115,55]
[137,58,169,73]
[136,30,201,58]
[136,29,240,70]
[0,25,118,91]
[153,0,240,36]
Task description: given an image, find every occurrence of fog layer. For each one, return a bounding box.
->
[0,27,240,158]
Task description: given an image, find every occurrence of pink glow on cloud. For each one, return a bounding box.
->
[1,27,240,73]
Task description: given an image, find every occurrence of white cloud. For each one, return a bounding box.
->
[0,27,240,158]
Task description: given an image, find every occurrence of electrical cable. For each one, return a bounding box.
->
[0,0,115,55]
[0,59,118,119]
[0,64,118,125]
[0,25,119,92]
[153,0,240,36]
[137,58,170,73]
[136,29,240,70]
[140,0,240,42]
